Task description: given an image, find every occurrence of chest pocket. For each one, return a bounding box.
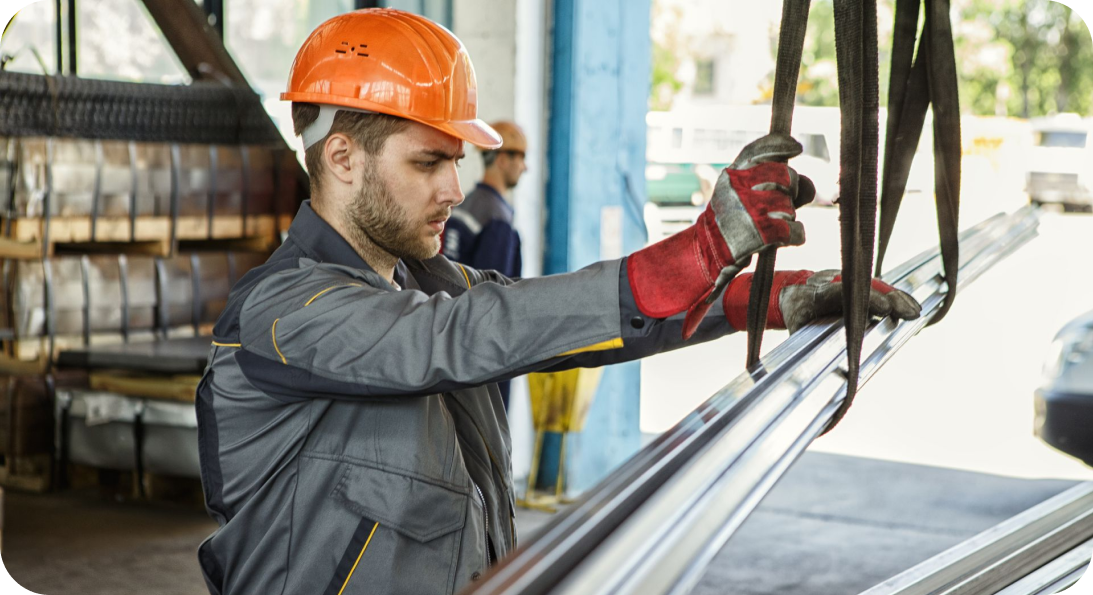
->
[322,461,469,595]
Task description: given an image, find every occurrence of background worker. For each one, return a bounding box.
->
[195,9,921,595]
[443,120,529,408]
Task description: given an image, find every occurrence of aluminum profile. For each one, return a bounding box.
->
[466,207,1041,595]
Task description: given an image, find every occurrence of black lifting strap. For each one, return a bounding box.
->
[749,0,960,433]
[875,0,961,324]
[824,0,962,433]
[823,0,880,433]
[745,0,812,369]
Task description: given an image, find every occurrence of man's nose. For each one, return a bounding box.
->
[438,164,464,206]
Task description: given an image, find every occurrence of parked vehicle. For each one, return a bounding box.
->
[1035,310,1093,465]
[1026,114,1093,211]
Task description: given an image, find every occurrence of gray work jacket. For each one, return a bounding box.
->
[196,201,734,595]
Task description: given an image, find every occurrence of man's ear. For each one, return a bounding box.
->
[323,133,356,186]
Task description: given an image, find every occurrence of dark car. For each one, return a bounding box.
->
[1035,310,1093,465]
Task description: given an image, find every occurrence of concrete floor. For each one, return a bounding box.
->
[0,452,1076,595]
[2,487,215,595]
[692,452,1075,595]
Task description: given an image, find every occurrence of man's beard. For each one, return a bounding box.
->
[346,161,447,261]
[505,169,521,190]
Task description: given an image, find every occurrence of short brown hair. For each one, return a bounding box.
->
[291,103,412,193]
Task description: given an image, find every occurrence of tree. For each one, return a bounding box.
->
[649,1,685,111]
[757,0,898,109]
[903,0,1091,117]
[653,0,1093,118]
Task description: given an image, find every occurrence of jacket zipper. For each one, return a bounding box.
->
[473,481,491,568]
[449,397,516,550]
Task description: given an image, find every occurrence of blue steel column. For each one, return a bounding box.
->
[540,0,651,493]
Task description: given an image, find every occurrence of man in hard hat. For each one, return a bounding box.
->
[442,120,529,409]
[195,8,920,595]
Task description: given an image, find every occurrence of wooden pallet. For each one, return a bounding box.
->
[0,454,51,493]
[0,214,282,258]
[1,329,212,376]
[89,372,201,403]
[64,463,204,506]
[0,352,50,376]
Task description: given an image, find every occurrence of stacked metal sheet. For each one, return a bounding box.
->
[1,251,267,360]
[8,137,277,223]
[0,71,303,490]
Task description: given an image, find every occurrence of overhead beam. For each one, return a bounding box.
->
[66,0,77,74]
[202,0,224,38]
[139,0,246,84]
[54,0,62,73]
[138,0,309,207]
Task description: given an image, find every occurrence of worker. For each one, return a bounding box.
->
[194,9,921,595]
[443,120,528,409]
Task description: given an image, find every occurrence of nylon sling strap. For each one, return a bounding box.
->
[745,0,812,368]
[825,0,961,431]
[825,0,880,432]
[875,0,962,324]
[746,0,960,432]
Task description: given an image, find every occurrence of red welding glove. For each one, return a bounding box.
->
[722,270,922,334]
[628,134,815,339]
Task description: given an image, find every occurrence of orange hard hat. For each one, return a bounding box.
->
[489,121,527,153]
[281,9,501,149]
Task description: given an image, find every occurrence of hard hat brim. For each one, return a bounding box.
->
[282,93,503,150]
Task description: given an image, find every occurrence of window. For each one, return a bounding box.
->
[1,2,57,75]
[78,0,189,83]
[224,0,354,155]
[694,58,715,96]
[4,0,189,82]
[799,133,831,162]
[692,129,751,158]
[671,127,683,149]
[1036,131,1088,148]
[384,0,451,29]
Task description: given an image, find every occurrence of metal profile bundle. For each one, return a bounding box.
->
[0,249,266,490]
[861,482,1093,595]
[467,207,1039,595]
[0,135,288,258]
[0,250,267,369]
[0,72,305,258]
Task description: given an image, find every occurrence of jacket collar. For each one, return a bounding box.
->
[287,200,411,290]
[287,200,371,269]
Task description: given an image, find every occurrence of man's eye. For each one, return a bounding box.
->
[418,160,438,169]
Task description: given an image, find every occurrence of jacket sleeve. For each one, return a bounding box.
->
[234,257,735,399]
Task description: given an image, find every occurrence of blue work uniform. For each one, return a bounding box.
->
[443,183,523,407]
